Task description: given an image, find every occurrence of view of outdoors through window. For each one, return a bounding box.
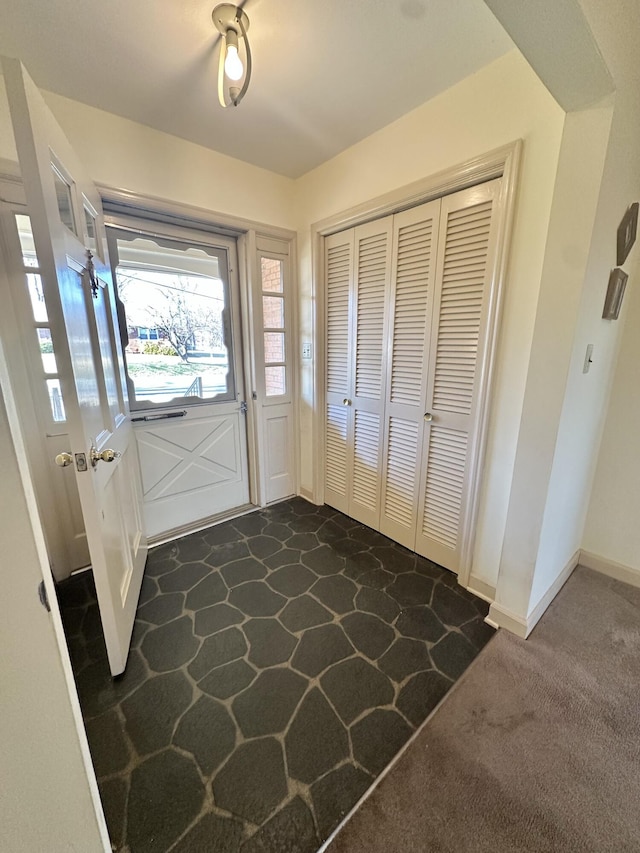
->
[115,236,234,407]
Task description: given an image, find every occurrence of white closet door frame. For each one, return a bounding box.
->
[313,142,521,588]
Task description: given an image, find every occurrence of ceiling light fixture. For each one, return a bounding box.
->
[212,4,251,108]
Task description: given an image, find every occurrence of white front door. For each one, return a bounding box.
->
[107,223,251,539]
[4,57,148,676]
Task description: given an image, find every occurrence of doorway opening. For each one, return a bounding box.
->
[107,224,252,542]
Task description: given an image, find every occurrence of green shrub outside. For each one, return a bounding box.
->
[143,341,178,356]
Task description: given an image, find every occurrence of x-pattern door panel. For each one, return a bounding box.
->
[135,404,249,537]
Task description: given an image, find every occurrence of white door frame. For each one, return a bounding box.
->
[311,141,522,588]
[100,189,299,511]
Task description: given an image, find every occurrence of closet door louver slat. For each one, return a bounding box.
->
[324,231,355,514]
[380,200,440,548]
[352,410,382,512]
[354,231,389,401]
[415,181,500,572]
[325,405,349,498]
[326,241,352,396]
[348,219,392,528]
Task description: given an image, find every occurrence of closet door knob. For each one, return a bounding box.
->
[423,412,434,422]
[343,398,352,406]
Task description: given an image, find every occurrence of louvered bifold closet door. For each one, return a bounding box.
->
[415,179,501,572]
[380,200,441,548]
[349,218,393,528]
[325,230,355,513]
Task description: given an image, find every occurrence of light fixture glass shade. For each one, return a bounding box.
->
[224,42,243,80]
[213,4,251,108]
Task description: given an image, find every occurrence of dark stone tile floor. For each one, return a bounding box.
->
[57,498,495,853]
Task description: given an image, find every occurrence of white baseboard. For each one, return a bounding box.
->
[487,549,579,639]
[485,602,528,637]
[298,487,320,505]
[579,550,640,588]
[467,575,496,603]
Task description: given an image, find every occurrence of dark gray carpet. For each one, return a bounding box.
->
[328,567,640,853]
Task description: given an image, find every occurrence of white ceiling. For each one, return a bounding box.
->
[0,0,514,178]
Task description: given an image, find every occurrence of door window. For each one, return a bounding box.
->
[111,231,237,409]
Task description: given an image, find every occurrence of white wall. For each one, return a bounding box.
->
[577,0,640,580]
[494,103,613,619]
[43,91,296,231]
[488,0,640,627]
[582,252,640,573]
[295,50,566,591]
[0,339,107,850]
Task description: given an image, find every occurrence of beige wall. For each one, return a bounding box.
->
[495,102,613,618]
[582,254,640,573]
[294,50,566,591]
[479,0,640,628]
[527,0,640,609]
[43,91,296,231]
[577,0,640,580]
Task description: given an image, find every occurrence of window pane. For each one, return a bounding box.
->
[15,214,39,268]
[51,165,77,235]
[265,365,286,396]
[263,295,284,329]
[37,328,57,374]
[27,273,48,322]
[261,257,283,293]
[46,378,66,422]
[84,206,97,254]
[264,332,285,364]
[115,235,234,407]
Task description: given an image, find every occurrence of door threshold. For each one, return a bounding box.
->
[148,503,258,549]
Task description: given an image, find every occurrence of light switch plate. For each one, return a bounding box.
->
[583,343,594,374]
[302,342,312,359]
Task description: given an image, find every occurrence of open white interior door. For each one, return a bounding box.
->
[4,57,148,676]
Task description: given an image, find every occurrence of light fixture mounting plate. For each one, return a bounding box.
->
[212,4,250,35]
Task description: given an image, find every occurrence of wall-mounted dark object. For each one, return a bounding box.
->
[616,202,638,266]
[602,267,628,320]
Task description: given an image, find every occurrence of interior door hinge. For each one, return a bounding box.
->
[38,580,51,612]
[240,401,248,415]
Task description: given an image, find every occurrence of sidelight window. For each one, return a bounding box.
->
[15,214,67,423]
[260,257,287,397]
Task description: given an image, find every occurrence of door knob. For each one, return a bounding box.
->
[90,446,121,467]
[423,412,434,422]
[342,398,352,406]
[55,452,73,468]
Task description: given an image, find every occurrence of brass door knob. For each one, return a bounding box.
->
[54,452,73,468]
[423,412,434,422]
[90,447,121,467]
